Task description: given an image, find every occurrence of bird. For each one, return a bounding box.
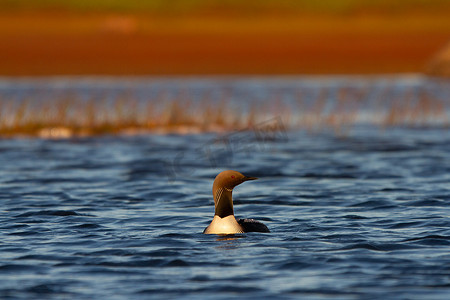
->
[203,170,270,234]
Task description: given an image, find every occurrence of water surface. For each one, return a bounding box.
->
[1,127,449,299]
[1,76,450,299]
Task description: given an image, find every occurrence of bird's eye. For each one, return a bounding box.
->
[231,175,235,178]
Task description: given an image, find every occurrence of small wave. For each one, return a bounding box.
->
[89,258,193,268]
[7,230,37,236]
[143,191,188,200]
[91,259,166,268]
[137,285,263,295]
[349,199,396,209]
[70,223,102,229]
[15,254,72,262]
[15,210,80,217]
[0,264,48,273]
[25,284,63,295]
[321,233,367,241]
[336,242,415,252]
[342,214,369,220]
[379,187,414,193]
[140,249,182,257]
[364,173,403,179]
[163,259,190,267]
[387,221,423,229]
[189,275,210,282]
[302,172,357,179]
[295,193,329,199]
[405,198,447,207]
[76,249,134,257]
[276,260,314,270]
[33,178,94,184]
[287,287,361,297]
[403,235,450,246]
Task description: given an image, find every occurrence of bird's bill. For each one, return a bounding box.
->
[243,175,258,181]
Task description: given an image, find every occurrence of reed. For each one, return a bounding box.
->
[0,82,448,138]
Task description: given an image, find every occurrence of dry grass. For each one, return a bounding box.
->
[0,97,250,138]
[0,80,448,138]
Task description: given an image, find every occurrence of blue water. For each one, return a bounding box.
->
[1,76,450,299]
[1,127,449,300]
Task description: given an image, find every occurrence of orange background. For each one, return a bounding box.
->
[0,11,449,75]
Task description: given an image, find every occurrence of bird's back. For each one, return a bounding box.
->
[237,218,270,233]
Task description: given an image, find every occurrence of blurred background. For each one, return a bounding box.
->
[1,0,449,76]
[1,3,450,299]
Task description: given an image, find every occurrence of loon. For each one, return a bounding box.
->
[203,170,270,234]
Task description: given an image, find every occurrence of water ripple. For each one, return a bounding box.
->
[1,126,450,299]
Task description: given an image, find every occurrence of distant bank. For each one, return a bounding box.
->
[0,76,448,138]
[0,11,449,76]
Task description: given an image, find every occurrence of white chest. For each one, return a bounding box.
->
[204,215,244,234]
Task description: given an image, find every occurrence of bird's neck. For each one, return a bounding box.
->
[213,186,234,218]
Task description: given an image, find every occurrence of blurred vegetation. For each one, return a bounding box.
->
[1,0,449,14]
[1,81,448,138]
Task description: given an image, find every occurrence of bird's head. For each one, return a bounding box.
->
[212,170,257,218]
[213,170,258,191]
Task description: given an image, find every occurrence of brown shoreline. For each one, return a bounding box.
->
[0,12,450,75]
